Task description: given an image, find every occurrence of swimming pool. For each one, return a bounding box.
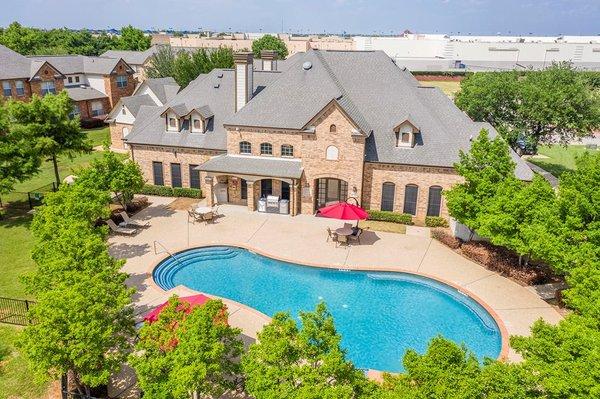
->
[153,246,502,372]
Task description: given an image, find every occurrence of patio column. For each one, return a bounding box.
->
[291,179,299,216]
[247,181,255,211]
[204,176,214,207]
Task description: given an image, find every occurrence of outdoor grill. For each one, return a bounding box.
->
[266,195,280,209]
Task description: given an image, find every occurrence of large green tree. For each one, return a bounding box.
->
[147,46,234,88]
[130,297,242,399]
[77,150,144,210]
[456,64,600,149]
[444,129,516,239]
[252,34,288,59]
[6,92,90,187]
[242,302,375,399]
[116,25,151,51]
[0,103,41,194]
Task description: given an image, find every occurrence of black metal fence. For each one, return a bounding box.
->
[0,182,57,210]
[0,297,35,326]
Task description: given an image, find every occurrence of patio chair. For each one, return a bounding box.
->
[202,211,215,223]
[107,219,136,235]
[326,227,339,243]
[119,211,147,228]
[348,228,363,244]
[343,222,353,229]
[187,209,203,224]
[336,234,349,247]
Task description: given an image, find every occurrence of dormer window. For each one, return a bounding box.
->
[193,119,201,130]
[394,120,418,148]
[169,118,177,128]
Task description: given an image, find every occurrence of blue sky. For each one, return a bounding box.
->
[1,0,598,35]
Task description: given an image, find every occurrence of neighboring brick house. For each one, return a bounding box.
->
[125,50,533,221]
[0,44,135,125]
[105,77,180,150]
[101,45,159,81]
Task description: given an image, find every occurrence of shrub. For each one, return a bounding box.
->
[426,216,449,228]
[138,184,202,198]
[367,210,413,225]
[431,228,461,249]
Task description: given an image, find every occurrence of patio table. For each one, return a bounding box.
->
[335,226,353,236]
[195,206,213,214]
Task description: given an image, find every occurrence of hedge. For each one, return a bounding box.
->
[367,210,413,225]
[138,184,202,198]
[425,216,449,228]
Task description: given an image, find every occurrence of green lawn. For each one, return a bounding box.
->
[420,80,462,98]
[528,145,595,177]
[0,326,49,399]
[85,126,110,147]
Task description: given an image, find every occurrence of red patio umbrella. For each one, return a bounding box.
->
[317,201,368,221]
[144,294,211,324]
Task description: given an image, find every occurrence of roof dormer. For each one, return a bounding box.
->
[185,106,214,134]
[394,120,419,148]
[165,111,179,132]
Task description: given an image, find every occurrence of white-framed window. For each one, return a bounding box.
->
[15,80,24,96]
[169,117,177,128]
[2,81,11,97]
[326,145,339,160]
[91,100,104,117]
[75,76,80,83]
[260,142,273,155]
[116,75,128,88]
[122,107,127,115]
[396,123,415,147]
[69,104,80,118]
[281,144,294,157]
[191,118,203,133]
[40,81,56,96]
[239,141,251,154]
[68,76,73,84]
[122,127,130,137]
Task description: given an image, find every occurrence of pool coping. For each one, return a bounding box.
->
[144,242,510,376]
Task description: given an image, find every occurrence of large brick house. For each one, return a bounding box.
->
[124,50,533,221]
[0,44,136,123]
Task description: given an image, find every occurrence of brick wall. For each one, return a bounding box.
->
[29,64,64,97]
[76,98,111,120]
[362,162,464,222]
[130,144,223,192]
[226,104,366,214]
[109,122,133,150]
[0,78,32,101]
[103,60,136,108]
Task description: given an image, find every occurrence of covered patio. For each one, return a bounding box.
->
[198,155,303,216]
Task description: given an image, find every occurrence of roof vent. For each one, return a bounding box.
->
[302,61,312,70]
[217,72,223,78]
[213,82,220,88]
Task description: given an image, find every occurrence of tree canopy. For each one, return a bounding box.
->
[146,46,234,88]
[6,91,90,187]
[252,34,289,60]
[130,297,242,399]
[455,64,600,150]
[116,25,151,51]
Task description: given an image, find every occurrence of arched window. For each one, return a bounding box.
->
[326,145,339,160]
[122,127,130,137]
[239,141,251,154]
[260,142,273,155]
[403,184,419,215]
[329,124,337,133]
[381,182,395,212]
[281,144,294,157]
[427,186,443,217]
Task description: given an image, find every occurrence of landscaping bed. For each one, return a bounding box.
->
[431,228,556,285]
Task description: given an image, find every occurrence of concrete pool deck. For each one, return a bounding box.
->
[109,195,563,364]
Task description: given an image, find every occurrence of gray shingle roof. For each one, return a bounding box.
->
[0,45,34,80]
[125,69,279,150]
[28,55,132,75]
[121,94,156,117]
[198,154,303,179]
[64,86,107,101]
[100,45,159,66]
[140,77,180,104]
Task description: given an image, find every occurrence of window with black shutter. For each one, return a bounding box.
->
[381,182,395,211]
[171,163,182,188]
[427,186,443,217]
[152,162,164,186]
[403,184,418,215]
[189,164,200,189]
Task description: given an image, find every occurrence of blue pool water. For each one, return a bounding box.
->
[153,246,502,372]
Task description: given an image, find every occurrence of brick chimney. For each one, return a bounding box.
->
[260,50,278,71]
[234,52,254,112]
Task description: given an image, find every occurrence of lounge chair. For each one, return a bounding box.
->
[107,219,136,235]
[326,227,339,243]
[119,211,147,228]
